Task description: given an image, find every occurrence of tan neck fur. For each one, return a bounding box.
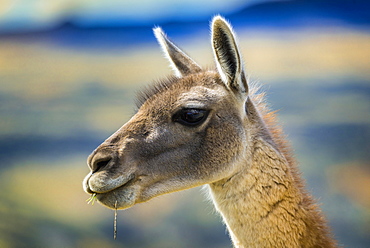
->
[209,134,336,248]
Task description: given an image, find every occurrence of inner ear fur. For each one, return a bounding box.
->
[211,16,248,96]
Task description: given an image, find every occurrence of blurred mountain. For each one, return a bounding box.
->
[0,0,369,48]
[232,0,370,28]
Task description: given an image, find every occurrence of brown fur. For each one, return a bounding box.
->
[255,90,335,247]
[83,16,337,247]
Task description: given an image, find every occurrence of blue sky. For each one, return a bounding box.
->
[0,0,265,32]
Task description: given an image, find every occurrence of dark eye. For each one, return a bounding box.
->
[173,109,209,126]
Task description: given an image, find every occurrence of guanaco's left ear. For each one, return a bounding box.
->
[154,27,202,77]
[211,16,248,98]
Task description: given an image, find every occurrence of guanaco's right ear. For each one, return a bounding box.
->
[154,27,202,77]
[211,16,248,98]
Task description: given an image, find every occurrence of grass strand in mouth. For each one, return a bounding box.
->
[86,193,97,205]
[114,201,118,240]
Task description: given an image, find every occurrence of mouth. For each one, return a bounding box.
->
[84,173,137,210]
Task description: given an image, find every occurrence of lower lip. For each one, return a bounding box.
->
[96,175,136,202]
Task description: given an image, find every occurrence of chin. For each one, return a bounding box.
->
[96,186,138,210]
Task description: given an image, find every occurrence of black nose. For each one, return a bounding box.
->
[89,151,112,174]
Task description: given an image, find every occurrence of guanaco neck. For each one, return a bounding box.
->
[209,136,336,248]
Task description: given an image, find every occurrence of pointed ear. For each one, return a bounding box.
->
[153,27,202,77]
[211,16,248,97]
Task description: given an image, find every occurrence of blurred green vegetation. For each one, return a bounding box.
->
[0,27,369,247]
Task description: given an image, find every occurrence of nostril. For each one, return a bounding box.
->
[92,156,112,174]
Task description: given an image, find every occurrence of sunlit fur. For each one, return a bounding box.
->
[83,16,336,247]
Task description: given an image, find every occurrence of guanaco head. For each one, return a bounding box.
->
[83,16,258,210]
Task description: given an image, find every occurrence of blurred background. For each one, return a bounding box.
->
[0,0,369,247]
